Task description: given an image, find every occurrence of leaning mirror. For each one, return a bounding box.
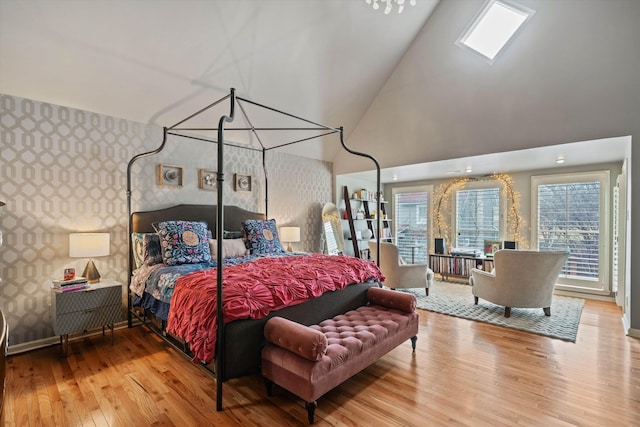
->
[322,202,345,255]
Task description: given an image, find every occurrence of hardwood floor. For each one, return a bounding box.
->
[4,299,639,426]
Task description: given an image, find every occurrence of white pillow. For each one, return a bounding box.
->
[208,238,248,258]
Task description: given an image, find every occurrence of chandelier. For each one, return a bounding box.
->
[365,0,417,15]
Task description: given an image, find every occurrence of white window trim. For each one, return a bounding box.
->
[452,180,506,249]
[531,170,610,294]
[392,184,433,248]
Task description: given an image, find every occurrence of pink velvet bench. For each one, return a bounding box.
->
[262,287,419,424]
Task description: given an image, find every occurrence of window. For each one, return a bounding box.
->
[532,171,610,293]
[456,0,535,63]
[455,187,500,251]
[393,187,430,264]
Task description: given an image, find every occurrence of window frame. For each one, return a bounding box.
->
[452,180,506,252]
[392,185,432,263]
[531,170,610,294]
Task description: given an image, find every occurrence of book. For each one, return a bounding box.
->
[52,277,88,288]
[52,283,88,293]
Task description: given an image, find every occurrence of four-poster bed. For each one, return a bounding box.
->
[126,88,384,411]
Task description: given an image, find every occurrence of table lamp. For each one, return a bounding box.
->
[69,232,110,283]
[280,226,300,252]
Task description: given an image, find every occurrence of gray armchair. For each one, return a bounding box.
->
[469,250,569,317]
[368,241,434,296]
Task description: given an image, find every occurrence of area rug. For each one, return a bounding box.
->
[400,281,584,342]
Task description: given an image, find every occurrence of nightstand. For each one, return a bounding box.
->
[51,278,122,354]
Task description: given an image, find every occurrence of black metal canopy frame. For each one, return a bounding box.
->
[125,88,381,411]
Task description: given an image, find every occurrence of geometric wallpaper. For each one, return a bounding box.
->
[0,94,332,347]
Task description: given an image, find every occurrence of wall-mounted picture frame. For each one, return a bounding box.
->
[157,164,183,187]
[234,173,252,192]
[198,169,217,191]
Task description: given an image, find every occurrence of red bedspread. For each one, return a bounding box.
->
[166,254,384,363]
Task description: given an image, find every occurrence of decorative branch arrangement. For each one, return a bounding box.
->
[432,177,469,242]
[490,173,527,246]
[432,173,528,248]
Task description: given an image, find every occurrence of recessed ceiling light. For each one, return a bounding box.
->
[556,156,565,164]
[465,166,473,173]
[392,174,398,181]
[456,0,535,63]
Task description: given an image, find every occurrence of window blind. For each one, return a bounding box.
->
[455,187,500,251]
[537,182,600,279]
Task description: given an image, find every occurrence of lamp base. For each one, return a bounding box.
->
[82,259,101,284]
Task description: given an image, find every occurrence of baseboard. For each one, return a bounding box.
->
[7,336,60,356]
[7,320,131,356]
[625,325,640,339]
[554,289,615,302]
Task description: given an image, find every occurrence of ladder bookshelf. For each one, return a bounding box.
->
[342,186,392,258]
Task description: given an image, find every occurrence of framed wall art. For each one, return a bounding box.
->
[484,240,502,257]
[157,164,183,187]
[198,169,217,191]
[234,174,252,192]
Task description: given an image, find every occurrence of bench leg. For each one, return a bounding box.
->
[265,379,273,396]
[410,335,417,352]
[305,401,317,424]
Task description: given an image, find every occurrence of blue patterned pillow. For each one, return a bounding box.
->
[152,221,211,266]
[242,219,285,255]
[131,233,163,269]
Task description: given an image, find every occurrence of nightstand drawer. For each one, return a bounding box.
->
[53,303,121,336]
[54,286,120,315]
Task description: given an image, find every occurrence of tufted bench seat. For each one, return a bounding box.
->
[262,287,419,424]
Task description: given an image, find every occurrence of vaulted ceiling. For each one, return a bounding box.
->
[1,0,637,181]
[0,0,438,161]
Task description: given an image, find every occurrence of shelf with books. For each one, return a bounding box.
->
[341,186,393,257]
[428,253,494,282]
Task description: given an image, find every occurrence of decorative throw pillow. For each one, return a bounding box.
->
[131,233,163,268]
[143,233,163,266]
[131,233,147,269]
[242,219,285,255]
[208,238,249,259]
[152,221,211,266]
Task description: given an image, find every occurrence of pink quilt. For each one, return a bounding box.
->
[166,254,384,363]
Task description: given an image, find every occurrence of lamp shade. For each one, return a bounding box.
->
[280,227,300,252]
[69,233,110,284]
[69,233,110,258]
[280,227,300,243]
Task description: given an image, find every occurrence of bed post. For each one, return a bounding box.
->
[215,88,236,411]
[338,128,382,266]
[263,148,268,217]
[126,127,168,327]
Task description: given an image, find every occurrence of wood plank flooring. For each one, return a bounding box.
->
[4,298,640,426]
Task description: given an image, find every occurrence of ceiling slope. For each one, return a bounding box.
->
[0,0,438,160]
[338,0,640,177]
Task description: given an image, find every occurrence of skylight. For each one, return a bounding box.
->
[457,0,535,63]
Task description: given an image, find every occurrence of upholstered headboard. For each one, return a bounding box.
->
[131,204,266,234]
